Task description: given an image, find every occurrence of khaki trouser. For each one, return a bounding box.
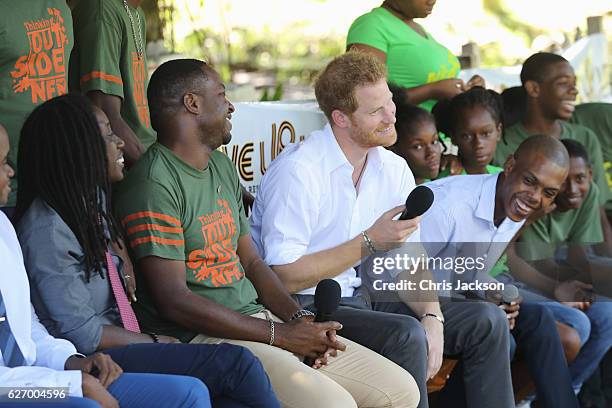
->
[190,310,419,408]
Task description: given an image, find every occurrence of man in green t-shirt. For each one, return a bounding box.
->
[492,52,612,255]
[69,0,155,166]
[507,139,612,391]
[518,140,603,269]
[0,0,73,209]
[114,58,420,408]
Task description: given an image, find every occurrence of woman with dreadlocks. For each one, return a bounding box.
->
[0,121,212,408]
[14,93,281,408]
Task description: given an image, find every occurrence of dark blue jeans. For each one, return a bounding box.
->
[511,303,578,407]
[438,302,579,408]
[104,342,280,408]
[0,372,210,408]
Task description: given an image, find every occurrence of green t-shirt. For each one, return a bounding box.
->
[0,0,73,206]
[570,103,612,210]
[114,144,263,342]
[437,164,503,179]
[347,7,460,112]
[493,121,611,206]
[518,182,603,261]
[69,0,155,149]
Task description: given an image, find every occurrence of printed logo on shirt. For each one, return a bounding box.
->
[11,8,69,104]
[426,50,461,84]
[132,52,150,129]
[186,199,244,287]
[604,161,612,191]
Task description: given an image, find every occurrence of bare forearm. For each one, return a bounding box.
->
[272,235,363,293]
[98,325,153,350]
[506,248,558,297]
[395,269,442,317]
[533,258,578,282]
[86,90,144,165]
[160,291,272,343]
[108,116,144,165]
[404,83,439,105]
[595,207,612,256]
[244,258,300,321]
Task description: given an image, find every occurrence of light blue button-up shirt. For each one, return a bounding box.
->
[420,173,525,297]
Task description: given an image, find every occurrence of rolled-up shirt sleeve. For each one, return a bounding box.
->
[255,159,319,266]
[19,220,103,355]
[398,160,421,243]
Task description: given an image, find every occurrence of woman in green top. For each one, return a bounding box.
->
[347,0,484,111]
[434,87,504,177]
[388,86,442,185]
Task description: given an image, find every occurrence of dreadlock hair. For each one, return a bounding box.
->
[560,139,590,164]
[14,93,120,280]
[520,52,568,84]
[389,84,442,150]
[434,86,505,144]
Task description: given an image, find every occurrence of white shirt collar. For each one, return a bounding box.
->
[321,124,385,174]
[474,172,501,225]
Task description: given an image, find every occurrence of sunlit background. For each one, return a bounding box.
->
[143,0,612,100]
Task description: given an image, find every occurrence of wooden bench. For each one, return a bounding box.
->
[426,322,581,402]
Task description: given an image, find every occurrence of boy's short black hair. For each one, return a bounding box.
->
[560,139,590,164]
[520,52,568,84]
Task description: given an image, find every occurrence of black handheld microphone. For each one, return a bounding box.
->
[399,185,434,220]
[303,279,341,366]
[501,284,520,305]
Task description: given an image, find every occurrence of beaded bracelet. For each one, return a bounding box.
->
[268,319,275,346]
[361,230,377,254]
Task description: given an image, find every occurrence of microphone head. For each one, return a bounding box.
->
[313,279,342,314]
[400,185,434,220]
[501,284,520,304]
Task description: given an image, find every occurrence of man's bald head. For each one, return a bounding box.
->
[513,134,570,171]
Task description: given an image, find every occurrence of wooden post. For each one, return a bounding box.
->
[587,16,604,35]
[460,42,480,69]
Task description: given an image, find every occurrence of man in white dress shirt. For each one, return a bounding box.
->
[251,52,514,408]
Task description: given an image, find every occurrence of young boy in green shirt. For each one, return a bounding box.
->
[570,102,612,212]
[568,102,612,408]
[508,139,612,391]
[493,52,612,255]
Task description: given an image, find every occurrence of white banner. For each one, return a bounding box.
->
[221,101,327,194]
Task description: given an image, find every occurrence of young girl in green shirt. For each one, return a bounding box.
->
[388,85,443,185]
[435,87,505,178]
